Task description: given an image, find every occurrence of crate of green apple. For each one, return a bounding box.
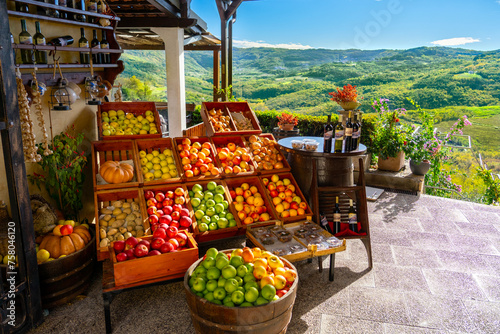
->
[186,180,242,242]
[110,231,198,286]
[185,247,297,309]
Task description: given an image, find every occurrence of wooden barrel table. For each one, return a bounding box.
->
[184,250,298,334]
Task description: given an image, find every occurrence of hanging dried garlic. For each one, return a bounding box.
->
[31,72,52,156]
[16,73,40,163]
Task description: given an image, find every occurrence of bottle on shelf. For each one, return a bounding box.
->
[100,30,110,64]
[334,115,344,153]
[33,21,48,64]
[36,0,47,16]
[15,2,29,12]
[320,211,333,234]
[344,111,353,153]
[75,0,87,22]
[58,0,68,19]
[333,196,341,234]
[87,0,98,23]
[323,114,333,153]
[66,0,74,20]
[79,28,90,64]
[48,35,74,46]
[355,114,362,151]
[46,0,60,18]
[91,29,102,64]
[348,199,358,233]
[19,19,34,65]
[351,113,359,151]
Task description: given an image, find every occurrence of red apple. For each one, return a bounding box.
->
[148,250,161,256]
[174,196,186,205]
[290,201,299,210]
[173,204,183,212]
[180,208,190,217]
[163,205,173,215]
[174,187,185,197]
[134,244,149,258]
[229,190,237,199]
[155,202,163,209]
[125,237,139,249]
[179,226,190,232]
[160,242,174,253]
[124,248,136,259]
[138,239,150,251]
[270,190,279,198]
[146,198,157,207]
[166,191,175,199]
[60,225,73,236]
[156,209,164,217]
[150,223,159,232]
[159,223,169,230]
[153,227,167,239]
[149,214,159,225]
[171,211,181,221]
[166,226,178,239]
[147,206,157,216]
[179,216,192,227]
[167,238,179,250]
[116,252,128,262]
[155,192,165,202]
[159,215,172,225]
[144,190,155,200]
[162,199,172,208]
[170,221,180,229]
[113,240,126,253]
[151,237,165,250]
[276,289,288,298]
[175,232,188,247]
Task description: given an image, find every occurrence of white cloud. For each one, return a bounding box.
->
[431,37,480,46]
[234,40,313,50]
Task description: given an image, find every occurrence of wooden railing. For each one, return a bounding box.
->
[183,122,206,137]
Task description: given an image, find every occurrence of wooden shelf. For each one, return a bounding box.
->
[12,43,123,54]
[8,10,114,30]
[16,63,119,69]
[13,0,120,21]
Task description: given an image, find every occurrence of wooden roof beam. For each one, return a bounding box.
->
[118,16,197,29]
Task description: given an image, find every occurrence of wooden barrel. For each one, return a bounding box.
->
[272,127,300,141]
[184,250,298,334]
[37,231,96,308]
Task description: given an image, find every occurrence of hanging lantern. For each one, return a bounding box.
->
[85,76,101,105]
[50,78,72,110]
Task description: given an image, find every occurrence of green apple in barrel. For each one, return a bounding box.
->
[237,264,248,278]
[204,292,215,302]
[206,279,218,292]
[202,257,216,269]
[240,302,253,307]
[255,297,268,306]
[229,255,244,269]
[244,281,259,291]
[192,277,206,292]
[206,267,221,280]
[224,278,239,294]
[221,264,237,279]
[215,255,230,270]
[218,277,227,288]
[261,284,276,301]
[243,273,256,283]
[213,287,226,300]
[245,287,259,303]
[231,290,245,305]
[234,276,243,287]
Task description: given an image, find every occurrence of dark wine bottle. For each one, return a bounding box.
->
[16,2,29,12]
[36,0,46,16]
[323,114,333,153]
[334,115,344,153]
[48,35,74,46]
[320,211,333,234]
[33,21,48,64]
[79,28,90,64]
[355,114,362,151]
[87,0,97,23]
[66,0,74,20]
[91,29,101,64]
[101,30,110,64]
[75,0,87,22]
[344,111,353,153]
[58,0,68,19]
[19,20,34,64]
[348,199,358,233]
[46,0,60,18]
[333,196,341,234]
[351,113,359,151]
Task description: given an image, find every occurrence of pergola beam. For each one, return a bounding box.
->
[119,17,197,29]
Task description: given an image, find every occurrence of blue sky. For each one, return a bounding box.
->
[191,0,500,51]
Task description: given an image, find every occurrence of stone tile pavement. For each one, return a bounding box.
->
[29,193,500,334]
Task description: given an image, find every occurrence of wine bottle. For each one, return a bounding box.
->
[16,2,29,12]
[323,114,333,153]
[91,29,101,64]
[333,196,341,234]
[36,0,46,16]
[101,30,110,64]
[348,199,358,233]
[351,113,359,151]
[66,0,74,20]
[320,211,333,234]
[59,0,68,19]
[19,20,34,64]
[356,114,362,151]
[87,0,97,23]
[344,111,353,153]
[46,0,60,18]
[33,22,48,64]
[75,0,87,22]
[48,36,74,46]
[334,115,344,153]
[79,28,90,64]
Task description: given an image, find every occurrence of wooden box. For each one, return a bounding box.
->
[141,183,197,235]
[135,138,182,186]
[184,180,242,243]
[91,140,142,191]
[244,133,291,174]
[210,135,258,178]
[201,102,262,136]
[94,188,149,261]
[110,233,198,286]
[97,102,162,140]
[259,172,313,223]
[224,176,280,228]
[173,136,222,181]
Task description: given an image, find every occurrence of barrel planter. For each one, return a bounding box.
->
[184,250,299,334]
[38,230,96,308]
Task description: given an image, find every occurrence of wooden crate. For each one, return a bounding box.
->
[110,233,198,286]
[210,135,258,178]
[141,183,197,235]
[184,180,242,243]
[244,133,291,175]
[224,176,280,228]
[259,172,313,223]
[200,102,238,136]
[97,102,162,141]
[91,140,142,191]
[224,102,262,136]
[94,188,149,261]
[201,102,262,136]
[135,138,182,186]
[173,136,222,181]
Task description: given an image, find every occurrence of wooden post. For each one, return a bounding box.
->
[213,49,220,101]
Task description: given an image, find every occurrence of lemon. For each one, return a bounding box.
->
[144,172,154,181]
[153,164,161,171]
[140,157,148,166]
[139,150,147,158]
[161,166,170,174]
[160,160,168,167]
[37,249,50,263]
[161,173,171,180]
[153,170,162,179]
[163,149,173,157]
[146,153,154,161]
[152,157,161,164]
[152,150,160,157]
[166,157,174,164]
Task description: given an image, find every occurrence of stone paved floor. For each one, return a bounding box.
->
[29,193,500,334]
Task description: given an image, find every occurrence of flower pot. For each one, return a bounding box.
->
[377,151,405,172]
[279,124,295,131]
[338,101,361,110]
[409,159,431,175]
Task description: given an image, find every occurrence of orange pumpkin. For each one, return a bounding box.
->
[99,161,134,184]
[39,227,91,259]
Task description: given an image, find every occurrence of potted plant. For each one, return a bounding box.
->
[403,101,434,175]
[370,98,409,172]
[329,84,361,110]
[277,112,298,131]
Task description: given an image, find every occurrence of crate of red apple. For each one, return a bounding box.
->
[110,230,198,286]
[174,137,221,180]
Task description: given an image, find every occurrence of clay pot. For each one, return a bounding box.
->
[409,159,431,175]
[378,151,405,172]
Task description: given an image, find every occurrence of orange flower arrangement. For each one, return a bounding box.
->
[277,112,298,126]
[328,84,358,103]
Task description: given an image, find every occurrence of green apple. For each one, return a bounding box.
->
[243,273,256,283]
[215,185,226,195]
[231,290,245,305]
[234,276,243,287]
[206,267,221,280]
[194,191,204,199]
[201,216,211,225]
[195,210,205,220]
[237,264,248,278]
[214,193,225,203]
[216,255,230,270]
[218,277,227,288]
[207,181,217,191]
[192,277,206,292]
[261,284,276,301]
[244,281,259,291]
[240,302,253,307]
[213,287,227,300]
[244,263,254,274]
[245,287,259,303]
[193,266,207,277]
[192,183,203,193]
[229,255,244,269]
[206,248,218,258]
[224,278,239,294]
[216,252,229,260]
[198,204,207,212]
[218,212,226,218]
[236,287,245,293]
[206,279,218,292]
[214,203,225,214]
[191,198,201,208]
[208,222,218,231]
[199,223,209,232]
[204,192,214,201]
[212,299,222,305]
[223,301,235,307]
[206,199,216,208]
[223,295,232,305]
[210,215,220,223]
[101,112,109,118]
[255,297,269,306]
[229,219,237,227]
[222,200,229,209]
[206,207,216,217]
[196,292,204,298]
[217,218,229,229]
[188,276,196,287]
[188,190,194,198]
[221,265,237,279]
[202,257,216,269]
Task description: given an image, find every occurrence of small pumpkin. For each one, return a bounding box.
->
[100,161,134,184]
[39,227,91,259]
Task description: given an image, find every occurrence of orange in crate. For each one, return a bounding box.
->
[244,134,291,174]
[210,135,257,178]
[173,137,221,181]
